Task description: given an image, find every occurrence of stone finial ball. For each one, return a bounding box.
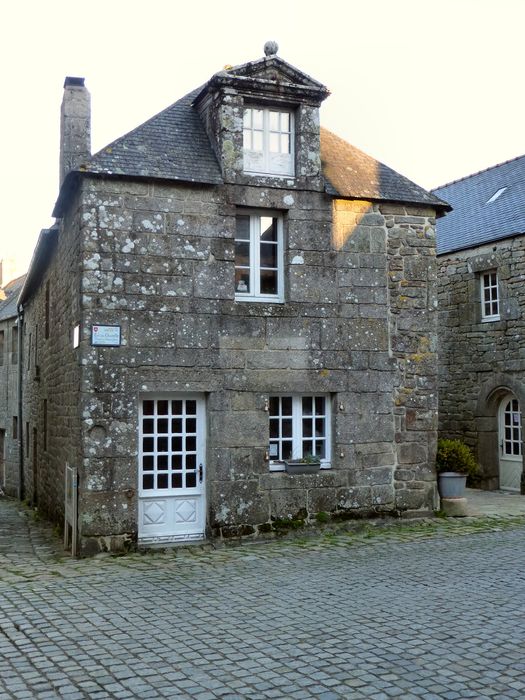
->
[264,41,279,56]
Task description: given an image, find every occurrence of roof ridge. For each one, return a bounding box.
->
[433,153,525,192]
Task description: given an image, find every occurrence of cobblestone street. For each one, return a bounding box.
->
[1,497,525,699]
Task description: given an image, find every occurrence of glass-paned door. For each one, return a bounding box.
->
[138,395,206,544]
[499,395,523,492]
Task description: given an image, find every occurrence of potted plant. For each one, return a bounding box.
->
[284,454,321,475]
[435,438,479,498]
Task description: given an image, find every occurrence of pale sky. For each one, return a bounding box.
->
[1,0,524,279]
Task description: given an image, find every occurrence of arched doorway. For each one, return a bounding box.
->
[498,394,523,491]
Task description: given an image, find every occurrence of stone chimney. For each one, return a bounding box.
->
[60,77,91,187]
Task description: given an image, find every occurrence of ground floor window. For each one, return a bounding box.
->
[268,395,331,471]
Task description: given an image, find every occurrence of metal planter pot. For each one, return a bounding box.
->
[438,472,467,499]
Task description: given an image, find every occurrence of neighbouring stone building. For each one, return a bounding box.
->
[19,44,448,553]
[434,156,525,493]
[0,274,25,496]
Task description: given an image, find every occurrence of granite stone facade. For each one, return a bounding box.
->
[437,237,525,491]
[19,49,446,553]
[0,275,25,497]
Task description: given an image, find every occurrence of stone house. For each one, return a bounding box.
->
[433,156,525,493]
[0,273,25,496]
[19,45,448,553]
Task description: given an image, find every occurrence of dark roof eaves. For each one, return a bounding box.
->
[18,228,59,307]
[432,152,525,193]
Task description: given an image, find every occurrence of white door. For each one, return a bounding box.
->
[499,395,523,492]
[138,395,206,544]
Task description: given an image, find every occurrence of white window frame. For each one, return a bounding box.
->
[268,394,331,472]
[234,211,284,303]
[481,270,500,322]
[243,107,294,177]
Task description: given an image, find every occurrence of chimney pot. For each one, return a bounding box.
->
[63,76,85,88]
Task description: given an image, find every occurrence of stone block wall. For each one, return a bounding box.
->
[0,318,20,495]
[69,174,438,551]
[437,236,525,486]
[22,195,83,519]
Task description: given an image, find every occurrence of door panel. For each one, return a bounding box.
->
[499,395,522,492]
[138,395,206,544]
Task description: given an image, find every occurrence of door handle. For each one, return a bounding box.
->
[199,464,204,483]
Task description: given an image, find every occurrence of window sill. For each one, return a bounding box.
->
[481,315,501,323]
[269,462,331,473]
[235,296,284,304]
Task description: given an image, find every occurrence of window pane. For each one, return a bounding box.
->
[143,419,154,434]
[269,111,280,130]
[282,441,293,459]
[158,437,168,452]
[243,109,252,127]
[302,440,314,457]
[252,109,263,129]
[172,400,183,415]
[269,397,279,416]
[253,131,263,151]
[281,397,292,415]
[243,129,252,149]
[157,474,168,489]
[236,216,250,240]
[315,441,326,458]
[143,474,154,490]
[186,472,197,488]
[172,473,182,488]
[186,418,196,433]
[270,419,280,438]
[280,112,290,131]
[171,436,182,452]
[172,454,183,469]
[302,419,313,437]
[281,134,290,154]
[142,456,154,471]
[260,243,277,268]
[315,397,325,414]
[186,454,197,470]
[172,418,183,433]
[315,418,325,436]
[235,241,250,266]
[158,400,169,415]
[143,437,154,452]
[269,132,280,153]
[158,454,168,469]
[235,269,250,293]
[186,400,196,415]
[143,401,154,416]
[186,436,196,452]
[260,270,277,295]
[158,419,168,434]
[302,397,313,415]
[282,419,293,438]
[260,217,277,242]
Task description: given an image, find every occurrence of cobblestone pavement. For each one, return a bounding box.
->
[1,497,525,699]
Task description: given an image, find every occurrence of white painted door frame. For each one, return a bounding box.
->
[138,394,206,544]
[498,393,523,492]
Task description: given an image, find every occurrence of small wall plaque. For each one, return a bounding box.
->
[91,325,121,347]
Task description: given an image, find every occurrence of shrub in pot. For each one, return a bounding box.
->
[436,438,479,498]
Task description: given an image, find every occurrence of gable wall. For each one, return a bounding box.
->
[0,317,20,495]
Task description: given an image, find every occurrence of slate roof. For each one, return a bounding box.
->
[320,128,448,209]
[432,154,525,254]
[84,88,223,184]
[0,275,26,322]
[56,60,447,215]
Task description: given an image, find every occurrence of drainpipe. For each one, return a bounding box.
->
[17,303,24,500]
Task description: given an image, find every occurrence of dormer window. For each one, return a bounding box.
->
[243,107,294,177]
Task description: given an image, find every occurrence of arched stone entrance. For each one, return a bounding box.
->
[476,375,525,493]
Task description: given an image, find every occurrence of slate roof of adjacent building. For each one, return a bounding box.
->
[432,154,525,254]
[0,275,26,322]
[59,58,448,214]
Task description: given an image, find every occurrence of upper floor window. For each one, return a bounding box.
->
[235,213,284,302]
[11,326,18,365]
[481,270,499,321]
[243,107,294,177]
